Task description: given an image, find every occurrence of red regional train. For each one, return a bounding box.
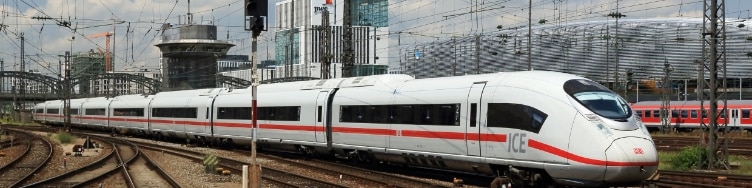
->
[630,100,752,131]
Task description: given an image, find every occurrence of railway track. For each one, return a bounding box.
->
[246,150,447,187]
[0,130,53,188]
[20,134,179,188]
[134,140,345,187]
[74,135,181,188]
[653,135,752,155]
[648,170,752,188]
[6,126,492,187]
[20,137,119,187]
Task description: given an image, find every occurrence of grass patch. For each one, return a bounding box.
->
[668,145,708,170]
[728,155,752,175]
[56,131,75,144]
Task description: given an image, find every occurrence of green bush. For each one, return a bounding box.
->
[669,145,709,170]
[57,132,74,144]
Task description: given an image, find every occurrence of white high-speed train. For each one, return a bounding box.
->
[33,71,658,187]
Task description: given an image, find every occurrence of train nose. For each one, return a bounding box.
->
[604,137,659,184]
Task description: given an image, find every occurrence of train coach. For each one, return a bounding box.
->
[631,100,752,131]
[33,71,658,187]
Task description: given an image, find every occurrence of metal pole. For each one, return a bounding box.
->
[452,37,456,76]
[288,0,294,78]
[615,0,620,98]
[527,0,532,71]
[475,35,481,74]
[249,17,262,188]
[1,59,3,96]
[342,0,353,77]
[64,51,71,131]
[20,33,25,115]
[636,80,640,102]
[685,79,688,101]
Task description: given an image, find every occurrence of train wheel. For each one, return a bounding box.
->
[356,151,375,164]
[489,177,511,188]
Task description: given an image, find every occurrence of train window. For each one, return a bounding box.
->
[341,104,459,126]
[369,105,389,124]
[69,109,79,115]
[564,79,631,120]
[113,108,145,117]
[217,107,251,120]
[395,105,414,124]
[742,109,750,118]
[258,106,301,121]
[701,109,708,118]
[644,110,651,118]
[470,103,477,127]
[652,110,659,118]
[635,110,642,117]
[317,106,323,122]
[35,109,44,113]
[691,110,698,118]
[719,109,726,118]
[671,110,679,118]
[390,105,411,124]
[416,105,433,125]
[681,110,688,118]
[152,108,197,118]
[439,104,460,126]
[47,109,60,114]
[487,103,547,133]
[85,108,106,116]
[340,106,355,122]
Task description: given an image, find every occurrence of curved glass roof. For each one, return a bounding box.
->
[400,18,752,82]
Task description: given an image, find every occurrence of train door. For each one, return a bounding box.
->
[730,109,741,128]
[315,91,330,145]
[206,97,218,137]
[147,100,154,135]
[466,82,486,156]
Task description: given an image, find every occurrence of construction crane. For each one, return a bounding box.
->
[86,31,113,72]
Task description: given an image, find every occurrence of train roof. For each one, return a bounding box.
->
[38,71,587,103]
[153,88,226,97]
[112,94,153,100]
[632,100,752,108]
[223,74,415,95]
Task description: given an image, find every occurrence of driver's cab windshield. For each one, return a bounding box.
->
[564,79,631,120]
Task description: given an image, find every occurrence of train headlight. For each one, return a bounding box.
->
[586,114,612,138]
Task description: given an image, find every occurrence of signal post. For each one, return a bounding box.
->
[244,0,267,188]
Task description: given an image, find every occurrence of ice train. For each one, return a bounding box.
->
[34,71,658,187]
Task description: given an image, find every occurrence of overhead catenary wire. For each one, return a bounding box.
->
[0,0,750,77]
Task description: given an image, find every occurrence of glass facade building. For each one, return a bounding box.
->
[352,0,388,27]
[400,18,752,83]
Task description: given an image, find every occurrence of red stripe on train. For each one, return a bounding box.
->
[528,139,657,166]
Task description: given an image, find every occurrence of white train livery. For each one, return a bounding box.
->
[33,71,658,187]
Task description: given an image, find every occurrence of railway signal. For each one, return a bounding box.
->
[244,1,265,186]
[244,0,267,35]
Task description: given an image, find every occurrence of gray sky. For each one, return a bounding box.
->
[0,0,749,76]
